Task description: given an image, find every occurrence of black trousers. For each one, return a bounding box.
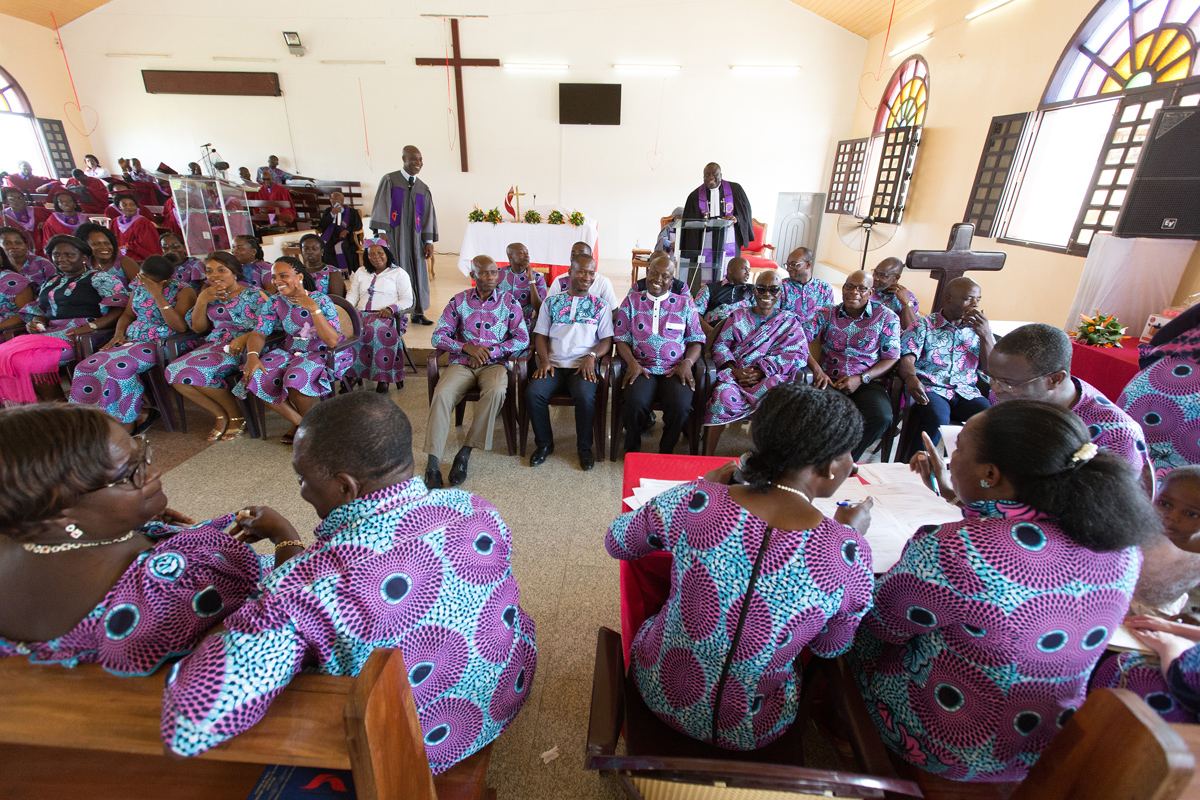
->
[846,380,892,462]
[623,373,694,454]
[900,391,991,462]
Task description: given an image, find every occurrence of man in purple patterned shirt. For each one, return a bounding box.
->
[779,246,834,326]
[426,256,529,488]
[496,241,546,328]
[898,277,994,461]
[869,256,919,330]
[808,270,902,460]
[614,256,705,455]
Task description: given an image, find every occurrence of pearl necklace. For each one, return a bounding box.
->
[771,483,812,503]
[23,531,136,554]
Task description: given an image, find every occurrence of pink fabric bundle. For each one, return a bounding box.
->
[0,335,71,404]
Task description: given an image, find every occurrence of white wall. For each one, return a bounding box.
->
[58,0,865,260]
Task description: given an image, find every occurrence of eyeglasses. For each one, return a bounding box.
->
[754,285,781,295]
[102,435,152,490]
[783,261,811,270]
[843,284,873,295]
[980,372,1051,393]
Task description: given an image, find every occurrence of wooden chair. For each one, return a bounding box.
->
[238,297,363,438]
[741,217,777,271]
[426,348,520,457]
[608,355,710,461]
[585,626,922,799]
[631,215,674,285]
[0,648,495,800]
[515,349,611,458]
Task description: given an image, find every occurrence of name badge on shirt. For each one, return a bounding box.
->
[665,321,686,331]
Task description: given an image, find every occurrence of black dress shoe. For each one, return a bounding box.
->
[578,448,595,471]
[448,453,470,486]
[423,467,443,490]
[412,314,435,326]
[529,445,554,467]
[375,381,390,394]
[641,411,657,432]
[132,407,160,436]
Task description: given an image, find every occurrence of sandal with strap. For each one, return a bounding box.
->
[281,426,298,445]
[207,415,228,441]
[220,417,247,441]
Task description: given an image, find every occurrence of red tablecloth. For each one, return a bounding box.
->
[1070,337,1141,403]
[619,453,733,664]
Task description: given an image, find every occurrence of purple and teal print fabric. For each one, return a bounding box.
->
[613,291,705,376]
[235,292,352,403]
[900,312,985,400]
[779,278,834,325]
[165,287,269,388]
[704,308,809,426]
[809,302,901,379]
[431,289,528,367]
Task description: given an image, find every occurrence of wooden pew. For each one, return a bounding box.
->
[0,648,495,800]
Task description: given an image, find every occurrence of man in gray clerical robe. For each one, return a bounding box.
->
[370,145,438,325]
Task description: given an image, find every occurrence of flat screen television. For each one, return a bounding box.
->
[559,83,621,125]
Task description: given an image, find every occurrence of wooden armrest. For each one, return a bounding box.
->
[584,627,625,768]
[426,348,448,405]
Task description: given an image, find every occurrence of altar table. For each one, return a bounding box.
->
[1070,336,1141,403]
[456,213,600,281]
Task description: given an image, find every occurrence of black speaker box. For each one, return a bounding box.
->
[1113,106,1200,239]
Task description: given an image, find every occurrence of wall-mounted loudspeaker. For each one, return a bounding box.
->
[1113,106,1200,239]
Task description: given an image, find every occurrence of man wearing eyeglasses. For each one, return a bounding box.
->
[869,256,919,330]
[897,277,994,461]
[807,270,902,460]
[779,247,835,325]
[988,323,1153,491]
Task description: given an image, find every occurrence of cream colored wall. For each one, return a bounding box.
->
[0,13,93,173]
[815,0,1174,326]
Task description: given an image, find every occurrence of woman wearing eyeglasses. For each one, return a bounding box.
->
[702,270,809,456]
[0,405,299,676]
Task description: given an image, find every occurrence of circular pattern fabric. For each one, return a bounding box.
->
[489,636,537,723]
[679,557,721,641]
[421,696,484,768]
[659,647,706,709]
[336,538,442,641]
[400,625,469,706]
[908,653,1004,750]
[443,515,511,585]
[473,576,520,663]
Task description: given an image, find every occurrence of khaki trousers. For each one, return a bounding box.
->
[424,362,508,457]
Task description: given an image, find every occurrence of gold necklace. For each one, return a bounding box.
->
[23,531,136,554]
[771,483,812,503]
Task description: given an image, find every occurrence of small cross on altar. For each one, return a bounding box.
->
[906,223,1006,314]
[512,186,525,219]
[415,18,500,173]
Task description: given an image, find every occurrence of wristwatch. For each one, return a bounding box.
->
[861,372,873,384]
[87,322,98,330]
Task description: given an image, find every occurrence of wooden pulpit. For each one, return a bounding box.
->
[906,223,1006,314]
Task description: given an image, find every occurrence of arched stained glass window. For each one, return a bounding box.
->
[1045,0,1200,105]
[0,66,32,114]
[874,56,929,132]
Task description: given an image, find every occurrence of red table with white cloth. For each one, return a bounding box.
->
[456,207,599,283]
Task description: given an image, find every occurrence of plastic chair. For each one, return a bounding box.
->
[426,348,520,457]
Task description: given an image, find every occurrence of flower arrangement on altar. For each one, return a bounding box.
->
[1069,310,1126,347]
[568,211,585,227]
[524,209,542,224]
[547,210,565,225]
[484,207,503,225]
[468,206,486,223]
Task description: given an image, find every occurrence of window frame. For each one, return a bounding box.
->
[825,137,870,215]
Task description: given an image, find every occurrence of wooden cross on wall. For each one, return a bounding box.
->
[906,223,1007,314]
[415,18,499,173]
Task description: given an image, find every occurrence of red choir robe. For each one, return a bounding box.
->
[104,203,154,222]
[2,172,53,194]
[41,211,87,241]
[250,183,296,221]
[113,214,163,262]
[161,196,184,239]
[68,176,110,213]
[2,206,50,255]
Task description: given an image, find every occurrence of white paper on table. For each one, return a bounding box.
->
[855,463,928,488]
[1106,625,1157,657]
[622,495,643,511]
[624,478,690,512]
[939,425,962,458]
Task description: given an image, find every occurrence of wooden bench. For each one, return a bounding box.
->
[0,648,495,800]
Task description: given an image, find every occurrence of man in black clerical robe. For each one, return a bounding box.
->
[318,191,363,274]
[680,162,753,292]
[370,145,439,324]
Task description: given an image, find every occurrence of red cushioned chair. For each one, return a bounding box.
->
[741,218,777,271]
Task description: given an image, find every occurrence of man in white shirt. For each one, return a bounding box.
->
[546,241,619,314]
[527,256,614,471]
[83,154,111,180]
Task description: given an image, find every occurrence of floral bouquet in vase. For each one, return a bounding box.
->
[547,210,565,225]
[468,206,486,223]
[568,211,585,227]
[1069,310,1126,347]
[484,207,503,225]
[524,209,542,224]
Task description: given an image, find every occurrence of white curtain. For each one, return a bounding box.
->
[1065,233,1196,335]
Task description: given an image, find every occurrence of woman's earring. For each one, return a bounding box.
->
[979,479,992,489]
[66,523,84,539]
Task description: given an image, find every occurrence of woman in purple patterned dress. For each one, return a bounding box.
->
[0,405,276,676]
[76,221,139,285]
[345,240,413,393]
[69,255,197,432]
[233,235,275,294]
[853,401,1155,782]
[703,270,809,455]
[0,246,35,334]
[300,233,346,297]
[166,252,270,441]
[608,384,875,749]
[159,231,207,291]
[235,257,350,444]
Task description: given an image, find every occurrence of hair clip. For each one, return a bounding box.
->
[1071,442,1098,464]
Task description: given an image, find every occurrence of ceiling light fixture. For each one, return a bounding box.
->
[965,0,1018,20]
[613,64,680,74]
[504,63,569,71]
[105,53,171,58]
[212,56,279,63]
[320,60,386,65]
[888,34,931,57]
[283,31,305,57]
[730,65,802,75]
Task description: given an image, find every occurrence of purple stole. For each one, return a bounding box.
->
[321,207,350,272]
[389,184,426,233]
[696,180,736,260]
[115,214,138,256]
[4,208,34,233]
[52,212,83,232]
